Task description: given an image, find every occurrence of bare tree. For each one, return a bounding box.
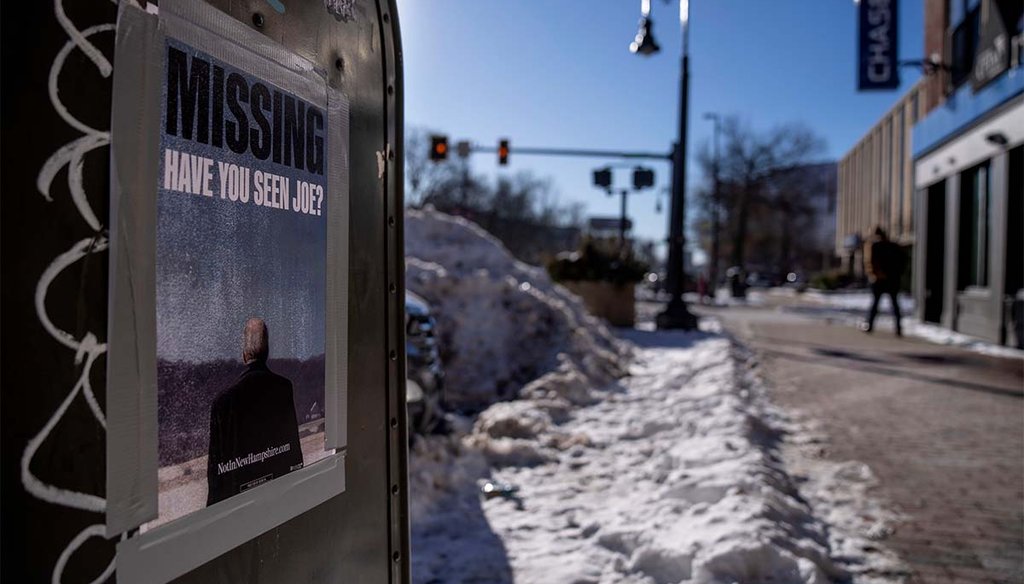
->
[694,116,826,276]
[403,130,585,263]
[405,127,447,207]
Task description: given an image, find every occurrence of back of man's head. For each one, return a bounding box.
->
[242,318,269,364]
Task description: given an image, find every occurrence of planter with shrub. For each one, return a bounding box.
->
[546,239,648,327]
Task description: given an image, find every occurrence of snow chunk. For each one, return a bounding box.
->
[474,400,553,440]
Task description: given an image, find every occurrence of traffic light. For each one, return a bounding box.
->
[593,167,612,190]
[430,135,448,162]
[498,139,509,165]
[633,167,654,189]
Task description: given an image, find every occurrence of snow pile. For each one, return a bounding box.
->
[405,208,627,410]
[405,211,903,583]
[411,326,903,583]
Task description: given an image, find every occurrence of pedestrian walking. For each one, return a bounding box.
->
[863,227,905,336]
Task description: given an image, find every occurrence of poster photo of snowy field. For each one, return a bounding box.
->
[153,131,332,526]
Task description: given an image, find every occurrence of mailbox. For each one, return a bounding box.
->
[1,0,408,582]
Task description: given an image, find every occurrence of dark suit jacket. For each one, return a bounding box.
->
[870,239,906,284]
[206,361,304,505]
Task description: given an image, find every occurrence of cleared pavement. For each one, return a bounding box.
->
[702,302,1023,584]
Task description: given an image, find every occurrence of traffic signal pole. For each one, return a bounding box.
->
[468,144,670,162]
[436,139,696,324]
[619,189,629,248]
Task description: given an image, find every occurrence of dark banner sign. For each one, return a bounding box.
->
[858,0,900,90]
[972,0,1021,91]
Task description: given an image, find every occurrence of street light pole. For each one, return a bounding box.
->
[655,0,698,329]
[703,112,721,301]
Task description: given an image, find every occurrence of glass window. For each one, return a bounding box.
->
[949,0,965,28]
[896,110,904,232]
[949,6,979,89]
[958,162,990,289]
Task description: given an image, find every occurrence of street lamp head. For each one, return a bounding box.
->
[629,17,661,56]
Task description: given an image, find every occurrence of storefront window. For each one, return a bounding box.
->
[958,162,990,289]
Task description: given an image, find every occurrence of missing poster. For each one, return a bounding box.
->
[154,38,330,526]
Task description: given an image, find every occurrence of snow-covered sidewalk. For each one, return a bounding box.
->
[411,326,905,584]
[405,210,906,583]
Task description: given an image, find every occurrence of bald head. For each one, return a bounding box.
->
[242,318,269,364]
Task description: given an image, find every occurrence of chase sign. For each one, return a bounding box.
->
[858,0,900,90]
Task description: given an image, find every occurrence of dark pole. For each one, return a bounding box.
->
[619,189,629,249]
[470,144,670,161]
[708,113,721,300]
[460,161,469,209]
[656,7,698,330]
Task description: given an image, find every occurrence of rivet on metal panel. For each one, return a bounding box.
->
[389,349,397,360]
[252,12,265,28]
[382,12,390,23]
[334,57,344,72]
[388,216,395,227]
[389,283,397,294]
[392,551,400,562]
[387,84,394,96]
[390,417,398,428]
[391,484,399,495]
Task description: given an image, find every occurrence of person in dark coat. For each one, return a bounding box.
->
[206,318,304,505]
[865,227,906,336]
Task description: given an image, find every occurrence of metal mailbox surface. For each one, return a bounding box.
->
[0,0,408,582]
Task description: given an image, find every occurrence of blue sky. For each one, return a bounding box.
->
[397,0,922,249]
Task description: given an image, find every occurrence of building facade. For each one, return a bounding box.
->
[836,87,922,278]
[838,0,1023,347]
[913,0,1023,346]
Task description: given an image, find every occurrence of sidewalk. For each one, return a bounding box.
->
[411,324,894,583]
[708,304,1024,583]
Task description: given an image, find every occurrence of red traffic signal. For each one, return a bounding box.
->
[498,139,509,165]
[430,135,448,162]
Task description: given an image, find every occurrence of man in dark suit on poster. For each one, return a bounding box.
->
[207,318,304,505]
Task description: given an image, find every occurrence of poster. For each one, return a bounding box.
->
[154,38,330,526]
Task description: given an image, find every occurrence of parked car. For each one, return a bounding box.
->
[405,292,445,434]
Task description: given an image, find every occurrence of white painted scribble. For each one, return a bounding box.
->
[23,2,117,583]
[37,23,115,231]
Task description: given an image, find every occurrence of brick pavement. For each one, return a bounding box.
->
[709,306,1023,584]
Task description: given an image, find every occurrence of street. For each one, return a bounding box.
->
[700,301,1024,584]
